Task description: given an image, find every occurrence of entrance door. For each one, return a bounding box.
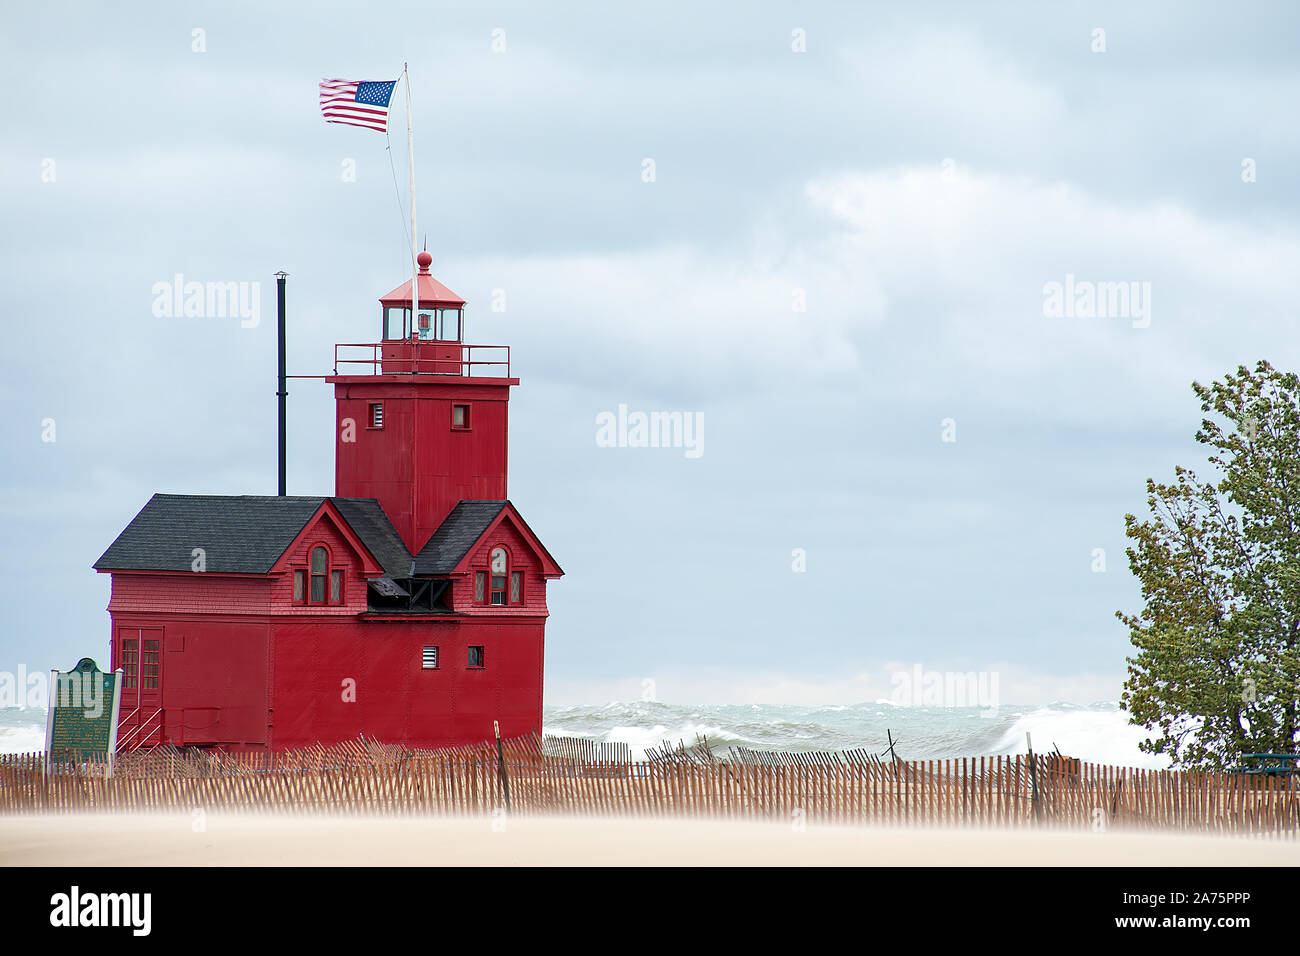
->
[116,626,163,748]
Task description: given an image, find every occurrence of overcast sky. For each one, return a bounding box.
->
[3,1,1298,706]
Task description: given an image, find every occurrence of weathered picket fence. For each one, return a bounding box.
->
[541,736,631,763]
[2,735,1295,837]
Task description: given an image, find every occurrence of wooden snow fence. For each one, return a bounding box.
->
[1,739,1296,837]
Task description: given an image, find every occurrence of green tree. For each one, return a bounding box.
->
[1118,360,1300,769]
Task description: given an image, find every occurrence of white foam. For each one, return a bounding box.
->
[0,724,46,754]
[597,722,745,758]
[990,707,1171,768]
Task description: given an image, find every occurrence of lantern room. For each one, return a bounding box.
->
[376,250,467,375]
[380,250,465,342]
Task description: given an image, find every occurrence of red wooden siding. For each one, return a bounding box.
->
[110,573,271,615]
[269,618,544,750]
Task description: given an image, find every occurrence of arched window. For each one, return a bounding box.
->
[311,546,329,603]
[294,545,343,605]
[474,546,522,606]
[489,547,508,605]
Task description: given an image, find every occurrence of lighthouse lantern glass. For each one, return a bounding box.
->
[383,306,408,340]
[437,308,461,342]
[383,305,462,342]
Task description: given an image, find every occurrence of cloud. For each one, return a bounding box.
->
[840,28,1068,149]
[439,164,1300,426]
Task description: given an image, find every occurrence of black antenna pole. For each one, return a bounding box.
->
[275,271,288,496]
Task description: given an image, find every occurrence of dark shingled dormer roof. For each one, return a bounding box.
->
[412,500,509,576]
[331,498,413,579]
[94,494,413,577]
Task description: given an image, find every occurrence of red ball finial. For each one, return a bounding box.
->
[417,250,432,272]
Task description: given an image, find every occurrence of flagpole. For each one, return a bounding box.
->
[404,62,418,338]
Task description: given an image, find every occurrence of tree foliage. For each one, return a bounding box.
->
[1119,360,1300,769]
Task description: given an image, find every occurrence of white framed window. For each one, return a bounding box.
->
[489,547,507,605]
[300,545,342,606]
[422,646,439,669]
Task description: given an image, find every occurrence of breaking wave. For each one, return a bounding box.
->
[543,700,1171,768]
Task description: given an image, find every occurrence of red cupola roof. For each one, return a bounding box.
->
[379,251,466,308]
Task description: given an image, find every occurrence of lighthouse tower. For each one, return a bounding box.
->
[329,251,516,552]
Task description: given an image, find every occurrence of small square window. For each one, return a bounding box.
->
[452,404,470,429]
[468,646,485,668]
[369,403,384,428]
[422,646,439,669]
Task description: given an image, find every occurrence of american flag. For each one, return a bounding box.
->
[319,78,398,133]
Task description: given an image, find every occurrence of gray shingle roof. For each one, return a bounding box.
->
[94,495,325,573]
[94,494,413,576]
[412,500,509,575]
[331,498,413,579]
[95,494,532,581]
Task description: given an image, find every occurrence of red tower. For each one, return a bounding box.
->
[331,250,516,551]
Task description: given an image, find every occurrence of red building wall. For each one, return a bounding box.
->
[268,617,545,750]
[110,572,271,616]
[106,515,550,751]
[109,574,273,747]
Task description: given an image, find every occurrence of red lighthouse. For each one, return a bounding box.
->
[94,259,562,752]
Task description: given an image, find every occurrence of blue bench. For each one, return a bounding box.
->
[1231,753,1299,776]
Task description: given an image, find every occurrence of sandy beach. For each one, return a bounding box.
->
[2,813,1296,866]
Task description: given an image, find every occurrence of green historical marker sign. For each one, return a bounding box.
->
[44,658,123,771]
